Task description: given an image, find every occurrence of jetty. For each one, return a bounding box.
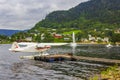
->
[34,53,74,62]
[33,53,120,65]
[72,56,120,65]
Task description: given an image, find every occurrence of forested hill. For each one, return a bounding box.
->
[33,0,120,30]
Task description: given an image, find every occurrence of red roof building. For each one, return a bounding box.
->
[53,34,62,38]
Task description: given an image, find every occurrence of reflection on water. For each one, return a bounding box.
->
[0,44,119,80]
[75,44,120,59]
[49,44,120,59]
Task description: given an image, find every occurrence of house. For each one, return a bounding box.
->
[115,28,120,33]
[81,38,88,42]
[25,37,32,41]
[52,29,56,31]
[96,37,102,41]
[41,33,44,40]
[53,34,62,38]
[89,36,96,41]
[64,38,70,41]
[103,37,109,42]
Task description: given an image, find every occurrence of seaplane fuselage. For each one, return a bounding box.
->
[9,41,69,53]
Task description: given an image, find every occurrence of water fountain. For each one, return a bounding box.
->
[70,32,77,54]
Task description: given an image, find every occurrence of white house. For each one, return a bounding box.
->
[25,37,32,41]
[103,37,109,42]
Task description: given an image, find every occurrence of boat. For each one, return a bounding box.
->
[106,43,113,48]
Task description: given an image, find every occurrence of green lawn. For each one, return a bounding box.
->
[63,30,81,35]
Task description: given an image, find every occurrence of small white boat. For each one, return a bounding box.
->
[106,43,113,48]
[116,44,119,47]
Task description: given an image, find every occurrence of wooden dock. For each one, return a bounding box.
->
[33,53,120,64]
[72,56,120,65]
[34,53,73,62]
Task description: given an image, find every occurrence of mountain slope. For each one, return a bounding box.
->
[33,0,120,30]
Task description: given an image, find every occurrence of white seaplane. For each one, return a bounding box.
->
[9,32,77,59]
[9,42,68,53]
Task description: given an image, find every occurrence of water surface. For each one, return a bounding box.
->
[0,44,119,80]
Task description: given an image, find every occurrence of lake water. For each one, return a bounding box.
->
[0,44,120,80]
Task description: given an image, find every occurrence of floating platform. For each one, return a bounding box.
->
[34,53,75,62]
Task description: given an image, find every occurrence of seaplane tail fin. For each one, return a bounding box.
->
[11,42,20,50]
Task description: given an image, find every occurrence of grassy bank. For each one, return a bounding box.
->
[90,65,120,80]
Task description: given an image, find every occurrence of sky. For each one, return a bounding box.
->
[0,0,88,30]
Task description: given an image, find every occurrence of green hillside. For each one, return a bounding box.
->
[32,0,120,30]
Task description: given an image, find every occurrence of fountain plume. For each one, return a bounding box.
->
[70,32,77,54]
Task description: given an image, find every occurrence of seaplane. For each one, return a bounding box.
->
[9,32,77,59]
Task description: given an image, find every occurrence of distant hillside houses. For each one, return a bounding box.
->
[91,35,108,42]
[81,35,109,43]
[22,31,110,43]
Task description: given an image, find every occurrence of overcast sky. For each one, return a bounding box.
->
[0,0,88,30]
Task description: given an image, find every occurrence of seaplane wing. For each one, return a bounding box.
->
[18,42,37,46]
[18,42,68,46]
[37,43,68,46]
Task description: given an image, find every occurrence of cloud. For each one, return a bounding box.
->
[0,0,88,30]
